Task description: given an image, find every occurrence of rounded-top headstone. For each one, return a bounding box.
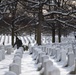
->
[13,56,21,73]
[13,56,21,65]
[41,55,49,66]
[0,50,2,61]
[6,48,11,54]
[9,63,20,75]
[14,53,22,58]
[48,66,60,75]
[44,59,53,70]
[68,52,74,66]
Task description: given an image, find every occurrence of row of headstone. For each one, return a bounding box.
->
[41,35,75,44]
[30,41,76,74]
[4,47,24,75]
[29,46,60,75]
[37,43,76,74]
[5,45,14,54]
[0,45,5,61]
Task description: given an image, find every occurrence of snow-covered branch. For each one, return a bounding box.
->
[26,0,38,4]
[14,18,35,32]
[2,20,12,26]
[44,10,76,16]
[56,19,76,29]
[45,18,76,29]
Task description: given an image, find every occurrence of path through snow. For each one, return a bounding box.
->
[20,51,40,75]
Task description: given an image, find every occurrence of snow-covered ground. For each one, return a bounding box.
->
[0,50,74,75]
[0,51,40,75]
[49,58,73,75]
[20,51,40,75]
[0,52,14,75]
[0,34,39,75]
[0,34,75,75]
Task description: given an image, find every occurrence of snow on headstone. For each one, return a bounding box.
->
[61,50,67,66]
[0,35,4,45]
[6,47,11,54]
[68,52,74,66]
[19,47,24,53]
[45,47,48,55]
[72,42,76,57]
[38,52,45,63]
[11,47,14,52]
[16,50,23,55]
[16,48,23,52]
[14,53,22,58]
[55,48,61,62]
[8,35,12,46]
[43,59,53,75]
[0,46,5,59]
[15,49,23,58]
[0,50,2,61]
[51,48,56,58]
[35,51,44,64]
[29,46,34,54]
[37,62,42,71]
[48,66,60,75]
[33,50,38,60]
[2,49,5,59]
[9,63,20,75]
[47,47,52,56]
[41,55,49,66]
[13,56,21,73]
[20,37,26,46]
[37,55,49,71]
[24,36,29,46]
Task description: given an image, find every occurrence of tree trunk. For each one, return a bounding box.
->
[52,24,55,43]
[58,24,61,43]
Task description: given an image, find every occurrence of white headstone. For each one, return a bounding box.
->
[41,55,49,66]
[51,49,56,58]
[56,49,61,62]
[0,50,2,61]
[14,53,22,58]
[44,60,53,75]
[68,52,74,66]
[2,49,5,59]
[39,52,45,63]
[19,47,24,51]
[61,50,67,62]
[48,48,52,56]
[6,48,11,54]
[16,49,23,55]
[13,56,21,73]
[9,63,20,75]
[48,66,60,75]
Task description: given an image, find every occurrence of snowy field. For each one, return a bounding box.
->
[0,51,40,75]
[0,34,39,75]
[0,34,76,75]
[0,52,14,75]
[20,51,40,75]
